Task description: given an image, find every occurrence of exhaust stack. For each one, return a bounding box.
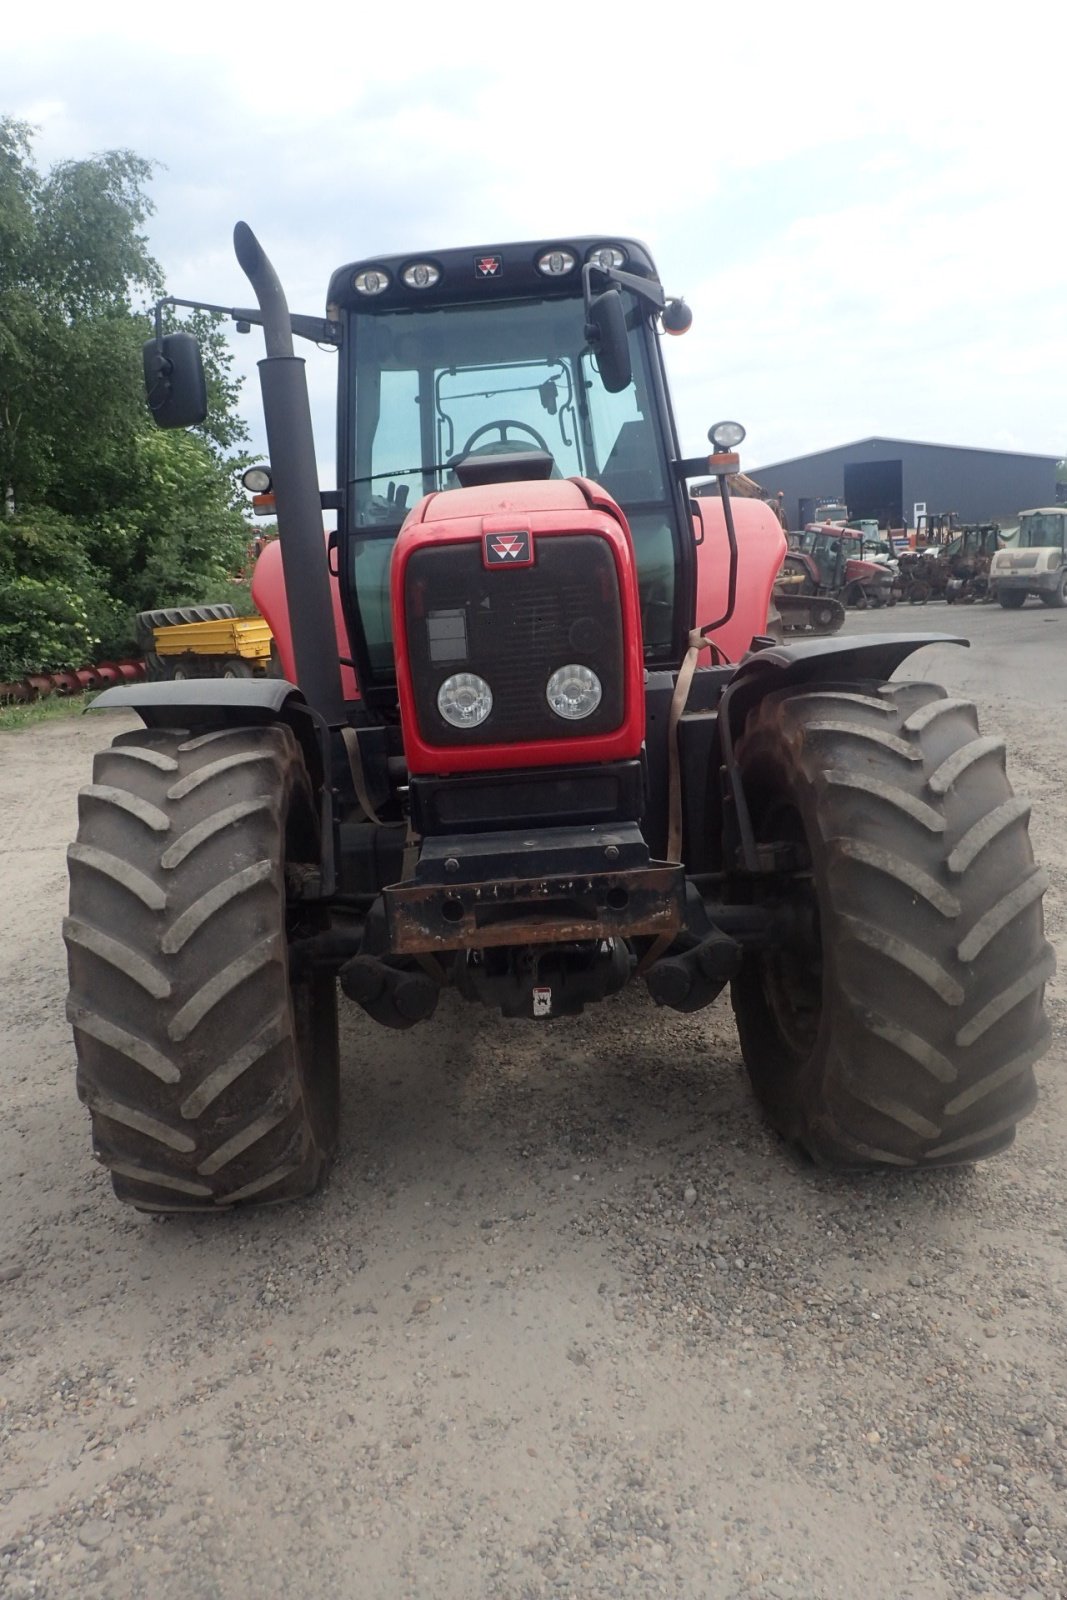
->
[234,222,345,725]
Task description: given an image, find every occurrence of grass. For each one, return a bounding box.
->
[0,691,98,732]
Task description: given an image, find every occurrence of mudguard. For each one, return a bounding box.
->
[88,679,328,788]
[711,632,969,873]
[723,631,968,736]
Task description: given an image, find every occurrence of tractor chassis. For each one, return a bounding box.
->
[89,631,969,1029]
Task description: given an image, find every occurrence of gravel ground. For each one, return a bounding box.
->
[1,602,1064,1599]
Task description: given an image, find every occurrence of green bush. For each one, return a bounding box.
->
[0,507,131,659]
[0,575,97,680]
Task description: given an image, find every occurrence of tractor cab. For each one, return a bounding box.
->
[806,527,849,588]
[1015,508,1067,555]
[805,525,875,588]
[329,240,696,697]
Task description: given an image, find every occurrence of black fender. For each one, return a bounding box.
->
[714,632,968,873]
[89,678,329,791]
[722,632,968,740]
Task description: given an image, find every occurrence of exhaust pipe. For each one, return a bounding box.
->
[233,222,345,726]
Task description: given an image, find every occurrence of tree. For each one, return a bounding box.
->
[0,118,251,677]
[0,119,162,511]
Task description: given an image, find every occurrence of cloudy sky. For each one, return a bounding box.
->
[9,0,1065,480]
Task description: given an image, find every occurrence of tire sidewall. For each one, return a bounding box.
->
[729,730,840,1144]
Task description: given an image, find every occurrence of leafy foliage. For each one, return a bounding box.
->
[0,118,252,679]
[0,574,95,679]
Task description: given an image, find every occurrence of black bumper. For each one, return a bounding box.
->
[384,824,684,955]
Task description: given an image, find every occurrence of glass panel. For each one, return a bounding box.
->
[351,536,396,675]
[580,353,667,505]
[358,367,423,528]
[347,294,677,674]
[1019,513,1066,548]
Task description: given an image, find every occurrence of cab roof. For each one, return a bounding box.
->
[326,236,657,314]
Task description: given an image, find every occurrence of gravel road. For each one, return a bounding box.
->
[1,604,1064,1600]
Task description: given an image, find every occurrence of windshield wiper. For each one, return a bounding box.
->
[349,466,448,485]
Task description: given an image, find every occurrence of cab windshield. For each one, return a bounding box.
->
[346,294,677,673]
[1018,513,1066,549]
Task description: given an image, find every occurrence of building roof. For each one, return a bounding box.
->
[751,436,1061,474]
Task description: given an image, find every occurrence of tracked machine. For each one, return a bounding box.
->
[64,229,1053,1211]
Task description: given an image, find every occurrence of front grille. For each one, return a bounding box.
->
[404,536,625,746]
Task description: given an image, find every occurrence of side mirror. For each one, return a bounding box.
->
[142,332,208,429]
[585,289,632,394]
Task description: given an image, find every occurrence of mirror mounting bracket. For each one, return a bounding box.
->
[150,295,342,348]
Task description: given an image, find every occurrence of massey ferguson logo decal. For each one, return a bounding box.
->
[483,529,533,567]
[476,254,502,277]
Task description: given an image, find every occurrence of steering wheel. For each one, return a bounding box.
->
[460,419,552,456]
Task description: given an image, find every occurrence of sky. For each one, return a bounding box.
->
[8,0,1065,483]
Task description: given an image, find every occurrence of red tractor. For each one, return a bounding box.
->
[64,228,1052,1212]
[786,525,896,609]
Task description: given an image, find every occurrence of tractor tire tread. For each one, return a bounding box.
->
[731,681,1052,1169]
[66,723,338,1211]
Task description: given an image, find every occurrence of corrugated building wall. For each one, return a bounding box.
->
[737,438,1058,530]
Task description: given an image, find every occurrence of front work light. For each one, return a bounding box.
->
[402,262,440,289]
[708,421,746,450]
[537,249,576,277]
[587,245,627,271]
[354,269,390,295]
[241,466,273,494]
[437,673,493,729]
[546,664,602,720]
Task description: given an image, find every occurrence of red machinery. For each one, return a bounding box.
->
[63,228,1051,1213]
[786,523,896,608]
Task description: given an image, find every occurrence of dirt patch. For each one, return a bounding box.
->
[2,621,1065,1598]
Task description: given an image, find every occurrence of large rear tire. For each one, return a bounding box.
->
[1039,573,1067,608]
[65,723,339,1211]
[730,682,1053,1168]
[998,589,1026,609]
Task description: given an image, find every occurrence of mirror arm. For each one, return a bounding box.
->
[150,295,341,348]
[581,262,667,318]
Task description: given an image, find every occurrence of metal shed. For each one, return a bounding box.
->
[743,437,1059,531]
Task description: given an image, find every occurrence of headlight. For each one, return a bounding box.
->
[437,673,493,729]
[546,664,602,720]
[241,466,272,494]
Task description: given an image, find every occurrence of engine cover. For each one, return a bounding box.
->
[391,478,645,776]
